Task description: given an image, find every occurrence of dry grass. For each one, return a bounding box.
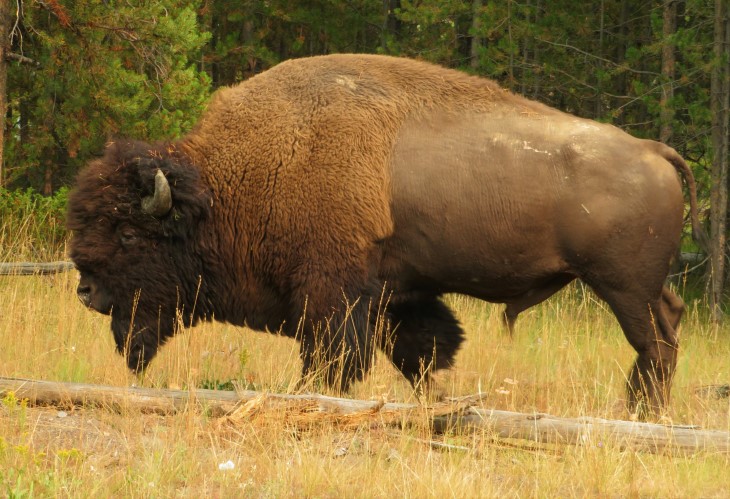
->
[2,264,730,496]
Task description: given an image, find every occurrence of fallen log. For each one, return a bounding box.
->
[0,261,76,275]
[0,376,414,416]
[695,384,730,399]
[1,376,728,455]
[442,409,730,455]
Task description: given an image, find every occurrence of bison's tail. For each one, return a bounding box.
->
[657,143,709,252]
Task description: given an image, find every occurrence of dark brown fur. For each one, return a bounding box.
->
[68,54,700,416]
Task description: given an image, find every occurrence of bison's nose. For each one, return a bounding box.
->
[77,284,92,308]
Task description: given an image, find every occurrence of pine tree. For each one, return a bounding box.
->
[5,0,211,192]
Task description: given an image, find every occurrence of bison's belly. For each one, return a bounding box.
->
[378,227,569,302]
[383,109,580,300]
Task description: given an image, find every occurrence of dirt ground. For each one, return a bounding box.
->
[3,404,156,470]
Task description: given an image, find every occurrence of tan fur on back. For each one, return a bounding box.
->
[179,54,548,293]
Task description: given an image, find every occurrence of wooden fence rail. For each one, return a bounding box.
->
[0,261,75,275]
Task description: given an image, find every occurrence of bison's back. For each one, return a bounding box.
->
[181,56,546,280]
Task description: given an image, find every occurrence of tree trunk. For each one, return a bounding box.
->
[710,0,729,321]
[721,4,730,295]
[520,0,531,95]
[595,0,605,119]
[660,0,677,144]
[382,0,401,51]
[613,0,630,128]
[470,0,483,70]
[242,17,255,78]
[0,0,12,188]
[531,0,542,99]
[506,0,514,90]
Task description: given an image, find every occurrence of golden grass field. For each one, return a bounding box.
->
[2,232,730,496]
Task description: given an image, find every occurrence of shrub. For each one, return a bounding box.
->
[0,187,69,261]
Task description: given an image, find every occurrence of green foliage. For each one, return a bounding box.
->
[197,379,237,391]
[2,467,35,499]
[201,1,384,85]
[6,0,212,191]
[387,0,472,65]
[1,391,27,414]
[0,187,68,259]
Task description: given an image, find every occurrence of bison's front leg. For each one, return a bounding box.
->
[297,291,379,393]
[383,295,465,397]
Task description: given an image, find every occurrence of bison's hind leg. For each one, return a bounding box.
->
[383,295,465,396]
[589,283,679,420]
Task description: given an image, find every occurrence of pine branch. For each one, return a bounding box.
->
[6,52,40,67]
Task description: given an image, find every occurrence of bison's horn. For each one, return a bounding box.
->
[141,169,172,217]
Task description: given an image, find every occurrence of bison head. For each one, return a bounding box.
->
[67,140,215,372]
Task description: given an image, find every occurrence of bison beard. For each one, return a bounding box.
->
[67,54,703,419]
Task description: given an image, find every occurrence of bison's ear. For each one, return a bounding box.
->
[141,169,173,217]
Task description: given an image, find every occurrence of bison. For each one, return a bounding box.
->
[67,54,703,417]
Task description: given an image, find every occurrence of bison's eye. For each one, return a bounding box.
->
[119,228,139,247]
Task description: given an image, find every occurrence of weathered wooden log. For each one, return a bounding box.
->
[0,376,413,416]
[1,377,728,455]
[695,384,730,399]
[0,261,76,275]
[437,408,730,455]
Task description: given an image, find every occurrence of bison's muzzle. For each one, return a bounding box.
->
[77,280,112,315]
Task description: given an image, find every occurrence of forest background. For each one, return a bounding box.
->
[0,0,729,312]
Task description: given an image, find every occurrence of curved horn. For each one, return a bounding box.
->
[141,169,172,217]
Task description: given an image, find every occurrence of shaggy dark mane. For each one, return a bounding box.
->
[67,139,218,371]
[67,140,212,242]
